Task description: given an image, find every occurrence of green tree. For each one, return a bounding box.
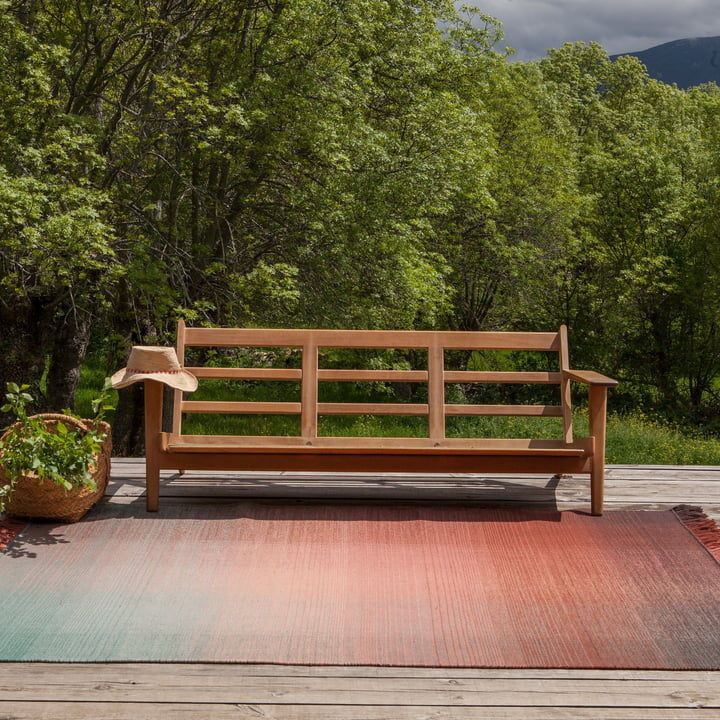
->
[444,59,586,332]
[0,6,118,415]
[538,42,720,416]
[1,0,508,444]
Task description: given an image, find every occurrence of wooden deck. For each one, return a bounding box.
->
[1,459,719,719]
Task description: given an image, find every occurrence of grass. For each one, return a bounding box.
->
[74,363,116,425]
[603,412,720,465]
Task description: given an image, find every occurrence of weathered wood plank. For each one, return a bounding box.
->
[2,703,718,720]
[102,458,720,523]
[606,467,720,480]
[100,493,720,523]
[96,458,720,532]
[109,459,720,483]
[1,666,718,708]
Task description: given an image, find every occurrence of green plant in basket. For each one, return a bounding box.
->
[0,382,111,517]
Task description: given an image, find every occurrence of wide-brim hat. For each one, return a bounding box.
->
[111,346,198,392]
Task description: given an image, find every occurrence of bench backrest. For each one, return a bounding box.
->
[172,320,575,444]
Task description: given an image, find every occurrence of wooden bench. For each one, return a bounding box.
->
[141,321,618,514]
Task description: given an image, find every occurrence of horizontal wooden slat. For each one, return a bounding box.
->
[182,327,561,352]
[181,401,301,415]
[187,367,302,381]
[165,434,589,455]
[317,403,429,416]
[445,404,564,417]
[182,401,563,418]
[166,434,313,447]
[317,369,428,382]
[444,371,561,384]
[188,368,569,386]
[184,401,433,416]
[189,369,565,385]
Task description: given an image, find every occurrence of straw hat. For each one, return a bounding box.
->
[111,346,198,392]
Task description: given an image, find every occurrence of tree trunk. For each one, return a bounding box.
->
[44,311,92,412]
[112,383,145,456]
[0,299,47,426]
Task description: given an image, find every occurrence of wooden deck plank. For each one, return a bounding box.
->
[104,459,720,521]
[3,460,719,718]
[5,703,720,719]
[1,664,718,707]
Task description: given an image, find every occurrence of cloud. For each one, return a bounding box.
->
[473,0,720,61]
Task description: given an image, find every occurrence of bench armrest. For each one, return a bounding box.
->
[563,369,616,516]
[563,369,618,387]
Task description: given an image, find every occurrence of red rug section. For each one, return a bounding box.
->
[0,518,27,553]
[1,503,719,668]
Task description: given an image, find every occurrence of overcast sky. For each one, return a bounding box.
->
[472,0,720,62]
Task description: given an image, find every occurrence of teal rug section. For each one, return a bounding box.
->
[1,501,720,667]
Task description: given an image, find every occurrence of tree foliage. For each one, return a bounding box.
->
[2,3,720,434]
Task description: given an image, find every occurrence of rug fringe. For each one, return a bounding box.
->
[673,505,720,563]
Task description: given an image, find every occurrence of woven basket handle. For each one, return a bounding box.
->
[30,413,91,433]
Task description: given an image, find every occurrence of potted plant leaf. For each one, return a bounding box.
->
[0,382,112,523]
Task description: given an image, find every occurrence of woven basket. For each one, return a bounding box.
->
[0,414,112,523]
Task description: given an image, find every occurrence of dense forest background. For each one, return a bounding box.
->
[2,0,720,451]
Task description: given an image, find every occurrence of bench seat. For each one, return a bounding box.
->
[160,436,593,480]
[164,434,592,454]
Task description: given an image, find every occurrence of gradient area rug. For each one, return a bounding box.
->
[1,502,719,668]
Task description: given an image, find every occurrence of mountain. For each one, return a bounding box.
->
[612,36,720,89]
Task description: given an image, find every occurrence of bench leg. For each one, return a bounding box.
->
[146,456,160,513]
[590,458,604,517]
[143,380,164,512]
[589,385,609,516]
